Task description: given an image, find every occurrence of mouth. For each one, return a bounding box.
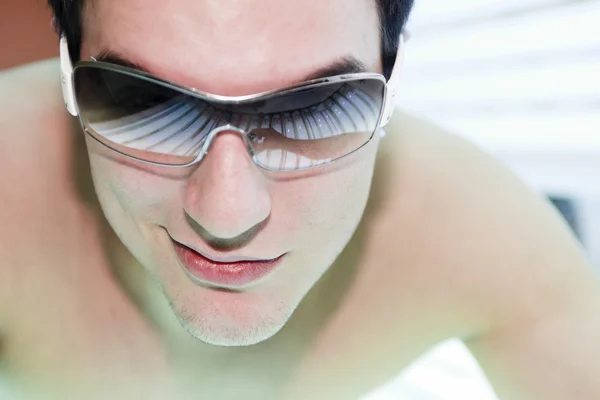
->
[171,240,286,289]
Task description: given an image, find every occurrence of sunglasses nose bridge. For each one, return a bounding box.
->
[191,124,250,164]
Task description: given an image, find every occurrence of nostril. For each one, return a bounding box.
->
[183,210,270,250]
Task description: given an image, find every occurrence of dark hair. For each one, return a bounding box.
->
[48,0,413,79]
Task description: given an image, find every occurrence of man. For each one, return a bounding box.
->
[1,0,599,399]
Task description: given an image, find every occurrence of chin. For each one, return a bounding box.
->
[180,318,288,347]
[164,288,295,347]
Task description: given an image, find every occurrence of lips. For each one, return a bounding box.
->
[172,240,285,288]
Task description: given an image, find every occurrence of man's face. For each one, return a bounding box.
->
[80,0,383,346]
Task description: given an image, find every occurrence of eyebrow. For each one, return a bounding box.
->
[94,50,151,73]
[303,56,369,80]
[93,50,369,81]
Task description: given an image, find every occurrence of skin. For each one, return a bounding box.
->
[1,0,600,399]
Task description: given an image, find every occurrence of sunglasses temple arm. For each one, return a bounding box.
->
[60,36,79,116]
[380,33,406,127]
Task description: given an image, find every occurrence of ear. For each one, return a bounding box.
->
[60,36,78,116]
[380,33,406,127]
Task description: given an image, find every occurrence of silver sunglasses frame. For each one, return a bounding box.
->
[60,36,406,171]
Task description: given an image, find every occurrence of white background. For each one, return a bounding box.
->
[399,0,600,269]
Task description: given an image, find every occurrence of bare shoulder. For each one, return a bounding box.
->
[0,59,87,331]
[373,111,593,337]
[0,59,65,115]
[0,59,72,155]
[0,59,80,180]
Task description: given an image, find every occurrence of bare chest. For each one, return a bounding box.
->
[2,232,452,400]
[1,174,470,400]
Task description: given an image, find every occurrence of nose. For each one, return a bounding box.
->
[183,128,271,242]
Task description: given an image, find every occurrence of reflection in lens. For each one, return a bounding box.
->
[249,80,384,170]
[74,65,384,169]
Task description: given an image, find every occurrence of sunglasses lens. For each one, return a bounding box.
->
[74,65,385,169]
[245,79,385,171]
[74,65,215,166]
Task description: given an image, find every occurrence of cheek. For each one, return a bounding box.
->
[85,139,184,223]
[274,146,378,239]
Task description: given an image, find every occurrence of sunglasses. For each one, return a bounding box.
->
[60,35,406,171]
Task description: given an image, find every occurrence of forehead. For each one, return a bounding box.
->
[81,0,382,95]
